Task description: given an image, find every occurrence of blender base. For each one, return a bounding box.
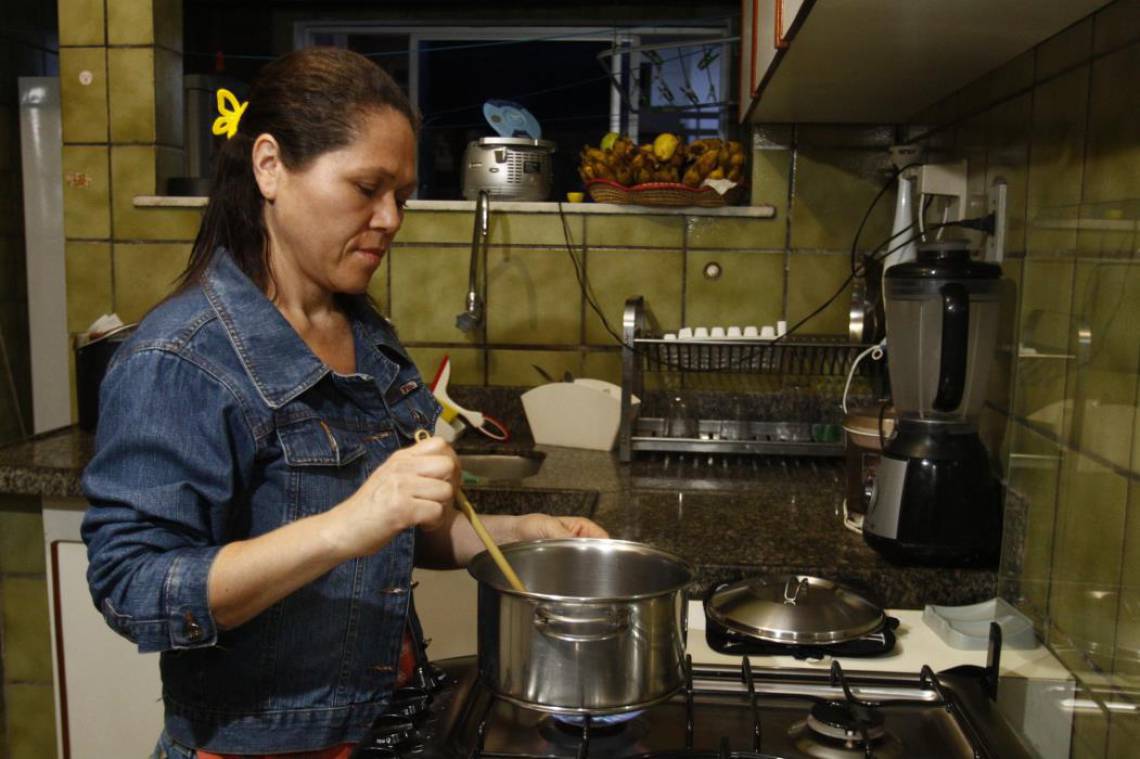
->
[863,422,1002,568]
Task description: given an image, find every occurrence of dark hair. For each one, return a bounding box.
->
[178,47,419,292]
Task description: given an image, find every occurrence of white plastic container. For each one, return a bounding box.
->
[521,379,640,451]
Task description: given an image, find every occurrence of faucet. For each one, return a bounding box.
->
[457,190,488,332]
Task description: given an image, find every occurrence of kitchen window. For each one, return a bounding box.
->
[295,23,733,200]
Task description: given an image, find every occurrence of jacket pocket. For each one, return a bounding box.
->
[276,418,367,467]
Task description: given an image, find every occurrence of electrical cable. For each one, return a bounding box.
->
[557,200,992,375]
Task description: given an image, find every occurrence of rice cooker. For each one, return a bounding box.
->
[461,137,556,201]
[462,99,556,201]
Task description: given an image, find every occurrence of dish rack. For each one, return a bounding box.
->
[618,296,881,462]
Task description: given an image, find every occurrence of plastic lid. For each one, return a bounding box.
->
[705,576,885,644]
[483,100,542,139]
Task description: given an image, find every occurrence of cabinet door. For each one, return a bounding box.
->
[51,541,163,758]
[411,568,478,659]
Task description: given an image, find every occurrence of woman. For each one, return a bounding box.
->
[81,47,605,758]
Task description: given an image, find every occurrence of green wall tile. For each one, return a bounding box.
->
[986,94,1031,253]
[785,253,851,335]
[364,252,389,316]
[586,214,683,249]
[0,499,44,573]
[1064,261,1140,469]
[60,47,107,144]
[62,145,110,240]
[107,0,155,45]
[984,50,1035,105]
[790,149,893,251]
[487,349,581,387]
[1107,711,1140,759]
[6,683,58,758]
[111,242,190,323]
[795,125,895,148]
[1026,67,1088,254]
[1116,478,1140,683]
[108,48,156,143]
[1094,0,1140,55]
[389,245,479,343]
[583,249,683,344]
[1068,696,1109,759]
[684,251,784,329]
[488,213,582,247]
[155,0,183,52]
[687,216,783,251]
[1049,451,1127,673]
[1083,43,1140,205]
[486,248,581,345]
[1005,443,1062,621]
[110,146,203,240]
[581,350,622,385]
[397,211,472,244]
[748,148,791,246]
[1015,258,1074,435]
[65,241,113,333]
[58,0,105,45]
[404,347,484,386]
[2,577,52,683]
[1036,17,1093,81]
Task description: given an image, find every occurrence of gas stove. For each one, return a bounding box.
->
[351,648,1033,758]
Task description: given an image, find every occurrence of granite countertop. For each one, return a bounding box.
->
[0,424,997,609]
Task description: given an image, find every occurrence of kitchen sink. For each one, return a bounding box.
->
[458,451,545,482]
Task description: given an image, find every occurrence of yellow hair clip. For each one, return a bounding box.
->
[211,88,248,139]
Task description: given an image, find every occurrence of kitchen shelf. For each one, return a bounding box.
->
[133,195,777,218]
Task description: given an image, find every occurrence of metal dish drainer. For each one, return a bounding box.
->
[619,296,881,462]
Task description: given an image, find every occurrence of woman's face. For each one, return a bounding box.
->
[261,107,417,296]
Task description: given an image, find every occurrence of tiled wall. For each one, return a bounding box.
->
[1,2,58,757]
[906,2,1140,756]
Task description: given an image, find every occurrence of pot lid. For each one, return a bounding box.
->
[705,575,885,644]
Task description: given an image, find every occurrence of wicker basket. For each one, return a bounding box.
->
[585,178,745,208]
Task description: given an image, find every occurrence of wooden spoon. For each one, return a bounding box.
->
[414,429,528,592]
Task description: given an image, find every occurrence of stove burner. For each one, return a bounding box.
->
[789,701,904,759]
[807,701,886,742]
[550,710,643,730]
[536,709,648,750]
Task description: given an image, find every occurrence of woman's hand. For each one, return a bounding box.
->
[512,513,609,541]
[329,436,460,560]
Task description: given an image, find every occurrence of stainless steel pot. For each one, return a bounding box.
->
[468,538,694,715]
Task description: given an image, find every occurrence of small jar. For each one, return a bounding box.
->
[841,407,896,516]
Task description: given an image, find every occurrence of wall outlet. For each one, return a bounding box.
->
[916,160,968,221]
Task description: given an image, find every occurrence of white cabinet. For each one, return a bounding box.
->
[43,500,164,759]
[740,0,1108,123]
[411,568,479,660]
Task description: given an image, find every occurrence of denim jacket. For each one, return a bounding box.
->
[81,250,441,753]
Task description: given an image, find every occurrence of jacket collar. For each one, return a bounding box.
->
[201,249,406,409]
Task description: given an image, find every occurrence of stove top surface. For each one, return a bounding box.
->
[351,656,1034,758]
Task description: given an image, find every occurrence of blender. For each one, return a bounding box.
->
[864,240,1003,567]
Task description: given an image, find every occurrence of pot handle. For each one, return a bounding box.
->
[533,605,631,642]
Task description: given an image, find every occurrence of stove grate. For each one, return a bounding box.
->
[469,654,983,759]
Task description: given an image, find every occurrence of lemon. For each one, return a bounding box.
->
[653,133,680,162]
[600,132,620,151]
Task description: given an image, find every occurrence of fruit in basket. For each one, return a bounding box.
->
[579,133,748,193]
[652,133,680,162]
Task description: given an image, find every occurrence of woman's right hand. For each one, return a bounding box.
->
[328,436,459,559]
